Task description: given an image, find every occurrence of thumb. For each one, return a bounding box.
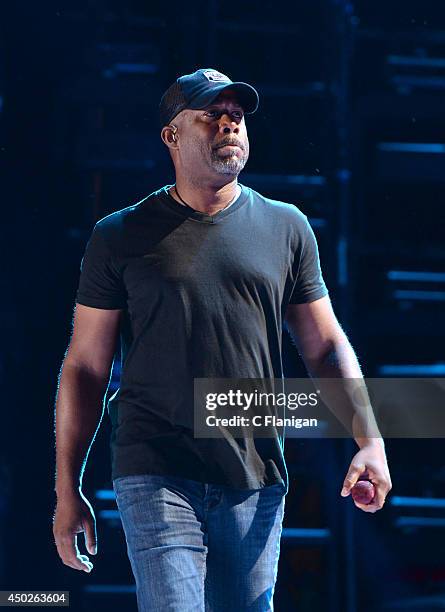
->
[341,462,365,497]
[82,516,97,555]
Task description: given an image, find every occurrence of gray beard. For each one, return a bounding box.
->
[210,150,248,175]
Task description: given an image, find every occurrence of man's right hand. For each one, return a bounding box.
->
[53,489,97,572]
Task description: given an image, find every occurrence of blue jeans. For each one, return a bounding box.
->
[113,474,286,611]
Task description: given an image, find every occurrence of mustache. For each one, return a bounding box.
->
[214,138,245,151]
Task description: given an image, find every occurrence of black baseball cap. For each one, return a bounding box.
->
[159,68,259,127]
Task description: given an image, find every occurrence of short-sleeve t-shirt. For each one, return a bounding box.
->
[75,184,328,490]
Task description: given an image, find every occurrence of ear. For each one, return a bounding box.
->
[161,125,179,150]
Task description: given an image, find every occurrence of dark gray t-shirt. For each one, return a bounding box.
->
[75,184,328,490]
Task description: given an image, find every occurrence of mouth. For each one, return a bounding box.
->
[215,144,243,153]
[215,141,243,149]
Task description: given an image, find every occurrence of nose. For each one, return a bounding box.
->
[218,113,239,135]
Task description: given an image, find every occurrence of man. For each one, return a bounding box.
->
[53,68,392,611]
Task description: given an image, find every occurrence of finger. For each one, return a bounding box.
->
[72,537,93,570]
[64,558,93,572]
[54,533,82,568]
[78,554,94,572]
[354,496,384,513]
[354,500,379,513]
[372,481,390,509]
[83,516,98,555]
[56,534,92,572]
[61,550,93,573]
[59,549,90,571]
[341,462,366,496]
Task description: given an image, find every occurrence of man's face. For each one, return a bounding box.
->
[174,90,250,179]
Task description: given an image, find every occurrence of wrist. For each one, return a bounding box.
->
[355,437,385,451]
[55,480,82,498]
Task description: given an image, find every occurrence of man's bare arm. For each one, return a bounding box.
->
[284,296,392,512]
[53,304,122,571]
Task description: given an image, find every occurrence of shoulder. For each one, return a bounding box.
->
[244,185,311,234]
[93,188,165,244]
[95,192,156,232]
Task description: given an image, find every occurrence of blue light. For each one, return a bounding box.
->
[336,168,351,183]
[337,238,348,287]
[391,496,445,509]
[378,142,445,154]
[98,510,120,520]
[281,527,330,540]
[95,489,116,500]
[395,517,445,528]
[393,290,445,301]
[392,75,445,90]
[387,55,445,69]
[242,173,326,187]
[378,364,445,376]
[388,270,445,283]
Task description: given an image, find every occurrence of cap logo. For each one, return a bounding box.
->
[203,70,231,83]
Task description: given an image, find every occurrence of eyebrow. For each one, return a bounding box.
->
[203,104,244,112]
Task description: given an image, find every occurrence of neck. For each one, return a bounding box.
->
[170,177,240,215]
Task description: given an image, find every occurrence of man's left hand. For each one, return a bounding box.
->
[341,442,392,513]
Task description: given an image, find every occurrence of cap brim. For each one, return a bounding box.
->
[188,82,259,114]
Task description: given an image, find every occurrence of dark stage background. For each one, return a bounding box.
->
[1,1,445,611]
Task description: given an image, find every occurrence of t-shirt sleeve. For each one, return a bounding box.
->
[75,224,127,309]
[288,217,329,304]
